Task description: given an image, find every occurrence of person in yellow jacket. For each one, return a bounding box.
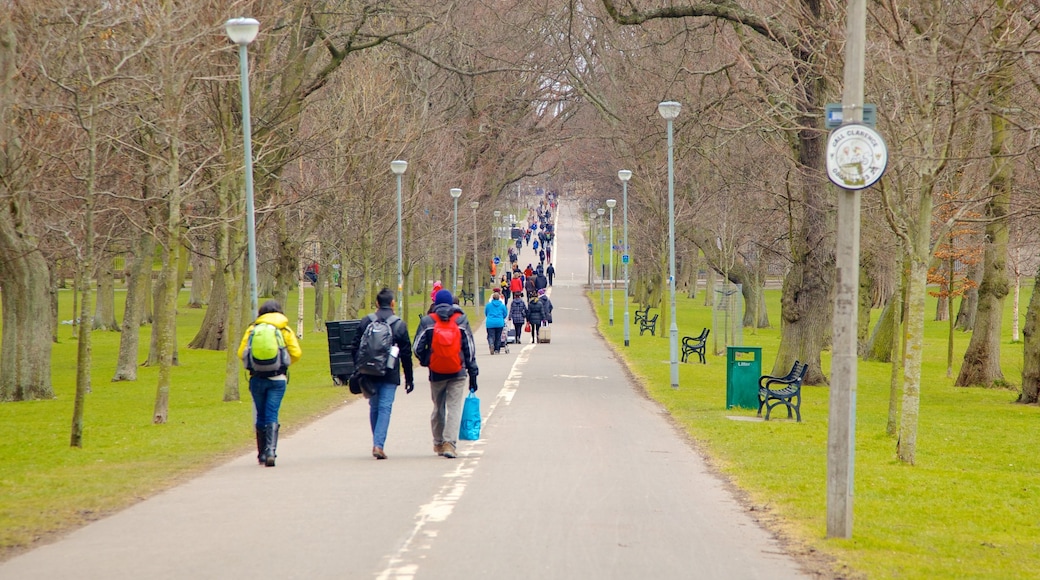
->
[237,300,302,467]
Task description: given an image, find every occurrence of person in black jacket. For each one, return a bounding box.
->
[527,293,546,343]
[352,288,414,460]
[413,290,479,459]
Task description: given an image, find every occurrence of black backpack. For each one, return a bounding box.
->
[354,314,400,376]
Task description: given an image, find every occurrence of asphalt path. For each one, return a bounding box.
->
[0,201,808,580]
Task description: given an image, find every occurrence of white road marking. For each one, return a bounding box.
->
[376,345,534,580]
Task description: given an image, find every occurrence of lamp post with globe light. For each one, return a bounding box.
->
[471,200,480,303]
[493,210,501,263]
[390,160,408,306]
[597,207,605,304]
[451,188,462,293]
[659,100,681,389]
[618,170,632,346]
[225,17,260,315]
[606,199,616,325]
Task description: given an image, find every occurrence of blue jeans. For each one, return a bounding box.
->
[368,382,397,448]
[249,375,286,427]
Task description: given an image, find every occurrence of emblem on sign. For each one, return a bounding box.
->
[826,123,887,190]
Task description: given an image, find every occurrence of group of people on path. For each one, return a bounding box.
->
[236,285,481,465]
[235,201,556,465]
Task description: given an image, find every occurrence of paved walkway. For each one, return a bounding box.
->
[0,200,809,580]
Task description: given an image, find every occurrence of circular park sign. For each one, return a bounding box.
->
[826,123,887,190]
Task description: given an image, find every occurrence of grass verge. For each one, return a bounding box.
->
[0,285,483,560]
[594,286,1039,579]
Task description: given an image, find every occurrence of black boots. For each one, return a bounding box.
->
[263,423,279,467]
[256,427,268,465]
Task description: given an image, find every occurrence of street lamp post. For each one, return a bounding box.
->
[606,199,616,325]
[597,207,606,305]
[493,210,501,263]
[471,200,480,304]
[659,100,682,389]
[390,160,408,307]
[619,170,632,346]
[225,17,260,316]
[451,188,462,294]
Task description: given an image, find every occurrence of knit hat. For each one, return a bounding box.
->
[434,289,454,305]
[538,288,546,296]
[430,281,443,301]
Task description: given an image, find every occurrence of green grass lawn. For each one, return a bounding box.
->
[0,285,482,559]
[593,285,1040,579]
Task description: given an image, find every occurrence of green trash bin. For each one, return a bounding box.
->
[726,346,762,409]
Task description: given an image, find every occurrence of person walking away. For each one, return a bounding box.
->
[534,269,548,293]
[427,280,444,314]
[352,288,415,460]
[414,290,479,459]
[484,289,508,354]
[538,288,553,328]
[509,293,528,344]
[526,291,546,343]
[546,263,555,286]
[237,300,302,467]
[524,275,537,303]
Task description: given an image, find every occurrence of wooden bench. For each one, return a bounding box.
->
[634,304,651,326]
[638,312,659,336]
[458,289,474,305]
[757,361,807,422]
[681,328,710,364]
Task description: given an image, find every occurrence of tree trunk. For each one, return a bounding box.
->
[0,21,53,401]
[866,298,895,363]
[314,253,327,331]
[187,263,229,351]
[145,271,178,367]
[113,232,154,382]
[955,260,981,330]
[187,247,211,308]
[93,254,119,331]
[857,257,872,354]
[955,56,1011,388]
[898,258,927,464]
[935,289,949,321]
[886,258,905,436]
[71,104,98,448]
[153,140,183,424]
[703,267,715,307]
[1012,271,1020,342]
[1018,261,1040,404]
[0,219,54,401]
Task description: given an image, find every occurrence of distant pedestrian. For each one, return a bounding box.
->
[428,280,443,314]
[509,293,528,344]
[414,290,479,459]
[546,263,555,286]
[524,275,536,302]
[484,290,508,354]
[237,300,302,467]
[534,270,548,292]
[353,288,415,460]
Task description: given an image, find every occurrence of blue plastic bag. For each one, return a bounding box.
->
[459,392,481,441]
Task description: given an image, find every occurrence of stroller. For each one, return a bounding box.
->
[501,326,512,354]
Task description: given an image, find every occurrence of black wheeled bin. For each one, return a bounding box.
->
[325,319,361,385]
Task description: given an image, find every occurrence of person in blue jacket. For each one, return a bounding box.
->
[484,289,508,354]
